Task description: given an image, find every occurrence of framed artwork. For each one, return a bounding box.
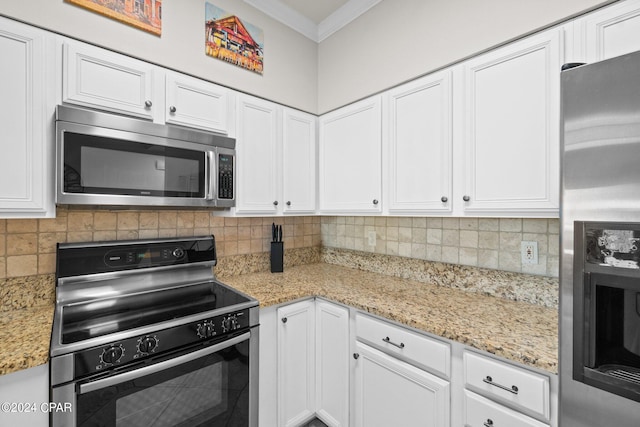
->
[205,3,264,75]
[65,0,162,36]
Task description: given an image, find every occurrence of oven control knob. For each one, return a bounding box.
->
[172,247,185,259]
[137,336,158,354]
[222,314,239,333]
[100,344,125,365]
[197,321,216,338]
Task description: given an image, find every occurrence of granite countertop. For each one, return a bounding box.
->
[220,263,559,374]
[0,260,558,377]
[0,306,53,375]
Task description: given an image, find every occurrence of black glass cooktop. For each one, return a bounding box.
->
[61,280,251,344]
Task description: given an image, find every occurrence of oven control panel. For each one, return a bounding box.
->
[73,308,251,378]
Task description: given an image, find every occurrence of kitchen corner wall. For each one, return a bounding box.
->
[0,207,321,279]
[321,216,560,277]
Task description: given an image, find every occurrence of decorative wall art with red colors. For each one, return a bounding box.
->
[66,0,162,36]
[205,2,264,75]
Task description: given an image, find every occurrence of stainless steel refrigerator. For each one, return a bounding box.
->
[560,50,640,426]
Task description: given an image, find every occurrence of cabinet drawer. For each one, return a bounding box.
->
[464,390,549,427]
[355,313,450,377]
[464,351,550,420]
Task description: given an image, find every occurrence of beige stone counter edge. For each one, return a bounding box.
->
[220,263,559,374]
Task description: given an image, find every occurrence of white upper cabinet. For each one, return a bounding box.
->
[385,71,453,214]
[576,0,640,62]
[165,72,229,134]
[319,97,382,213]
[458,28,562,216]
[234,97,317,216]
[63,40,231,133]
[0,17,55,218]
[235,94,280,214]
[282,109,317,214]
[63,41,156,120]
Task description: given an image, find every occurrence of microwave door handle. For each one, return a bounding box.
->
[78,332,250,394]
[206,151,216,201]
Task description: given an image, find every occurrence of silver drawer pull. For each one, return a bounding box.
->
[382,336,405,349]
[483,375,519,394]
[484,419,494,427]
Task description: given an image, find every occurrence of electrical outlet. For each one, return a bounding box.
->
[521,241,538,265]
[367,231,377,246]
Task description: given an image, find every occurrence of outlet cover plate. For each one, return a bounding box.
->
[521,241,538,265]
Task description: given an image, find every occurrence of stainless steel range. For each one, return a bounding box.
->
[49,236,259,427]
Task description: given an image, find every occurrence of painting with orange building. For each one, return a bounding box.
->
[66,0,162,36]
[205,2,264,75]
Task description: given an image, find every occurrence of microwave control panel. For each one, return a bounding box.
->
[218,154,234,199]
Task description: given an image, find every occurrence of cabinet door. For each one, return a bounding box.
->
[63,41,156,119]
[283,109,317,213]
[353,342,450,427]
[315,300,349,427]
[460,29,561,216]
[165,72,229,133]
[319,97,382,213]
[235,95,280,214]
[386,71,453,214]
[278,300,315,427]
[579,0,640,62]
[0,364,49,427]
[0,18,54,218]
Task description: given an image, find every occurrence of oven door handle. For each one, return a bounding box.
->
[79,332,250,395]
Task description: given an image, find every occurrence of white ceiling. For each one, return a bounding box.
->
[243,0,382,42]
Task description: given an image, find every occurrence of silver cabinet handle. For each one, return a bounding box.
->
[382,336,405,349]
[169,105,177,113]
[144,100,152,108]
[463,195,471,202]
[281,317,287,323]
[441,196,448,203]
[353,353,360,360]
[484,419,494,427]
[483,376,519,394]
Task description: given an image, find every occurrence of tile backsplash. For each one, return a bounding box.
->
[321,217,559,277]
[0,209,558,279]
[0,207,321,279]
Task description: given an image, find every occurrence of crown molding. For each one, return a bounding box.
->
[318,0,382,42]
[244,0,382,43]
[244,0,318,41]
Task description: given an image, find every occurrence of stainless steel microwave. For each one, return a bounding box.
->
[55,105,235,208]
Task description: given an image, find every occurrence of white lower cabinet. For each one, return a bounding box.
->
[352,341,450,427]
[277,299,316,427]
[262,300,556,427]
[315,300,350,427]
[462,350,552,427]
[464,390,549,427]
[0,364,49,427]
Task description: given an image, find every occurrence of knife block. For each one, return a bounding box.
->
[270,242,284,273]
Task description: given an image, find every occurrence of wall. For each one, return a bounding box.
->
[0,207,321,279]
[322,216,559,277]
[317,0,614,113]
[0,0,318,113]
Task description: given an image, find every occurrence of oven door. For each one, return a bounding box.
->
[52,330,258,427]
